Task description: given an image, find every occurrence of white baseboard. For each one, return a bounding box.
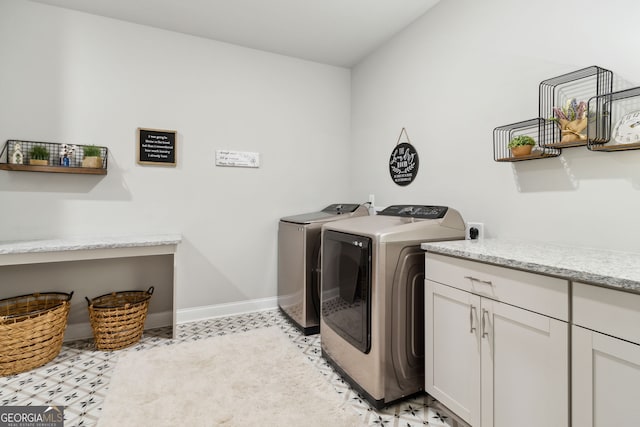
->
[176,296,278,324]
[63,297,279,341]
[63,311,173,342]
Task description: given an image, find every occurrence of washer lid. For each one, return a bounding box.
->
[280,203,364,224]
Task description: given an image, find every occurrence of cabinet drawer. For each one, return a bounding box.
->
[573,282,640,345]
[425,253,568,321]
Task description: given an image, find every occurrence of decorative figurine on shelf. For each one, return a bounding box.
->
[11,142,24,164]
[59,144,77,167]
[551,98,588,144]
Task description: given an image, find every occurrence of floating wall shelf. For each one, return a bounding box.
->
[0,140,108,175]
[587,86,640,152]
[539,66,613,149]
[493,65,616,163]
[494,118,560,162]
[0,164,107,175]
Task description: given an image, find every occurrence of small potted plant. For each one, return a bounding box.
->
[82,145,103,168]
[29,145,50,166]
[508,135,536,157]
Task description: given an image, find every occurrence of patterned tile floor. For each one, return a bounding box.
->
[0,309,469,426]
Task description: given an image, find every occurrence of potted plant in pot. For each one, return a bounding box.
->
[508,135,536,157]
[82,145,103,168]
[29,145,49,166]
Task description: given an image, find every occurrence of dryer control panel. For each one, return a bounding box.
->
[322,204,361,214]
[378,205,448,219]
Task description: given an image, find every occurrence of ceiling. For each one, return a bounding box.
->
[29,0,440,67]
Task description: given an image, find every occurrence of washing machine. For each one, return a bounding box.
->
[278,203,369,335]
[320,205,465,408]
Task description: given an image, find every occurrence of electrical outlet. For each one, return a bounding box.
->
[368,194,376,215]
[466,222,485,240]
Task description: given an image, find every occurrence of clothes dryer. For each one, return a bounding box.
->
[278,204,369,335]
[320,205,465,408]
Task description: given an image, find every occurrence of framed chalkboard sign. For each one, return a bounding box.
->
[137,128,177,166]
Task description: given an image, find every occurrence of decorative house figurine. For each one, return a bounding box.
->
[59,144,77,167]
[11,142,24,164]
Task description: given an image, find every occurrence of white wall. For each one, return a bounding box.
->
[0,0,352,310]
[350,0,640,252]
[4,0,640,317]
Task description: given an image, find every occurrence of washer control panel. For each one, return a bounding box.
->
[378,205,448,219]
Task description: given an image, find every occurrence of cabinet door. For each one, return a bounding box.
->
[425,280,481,426]
[481,299,568,427]
[573,325,640,427]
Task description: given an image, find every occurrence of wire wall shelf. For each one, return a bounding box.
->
[494,118,560,162]
[0,140,108,175]
[539,66,613,149]
[587,86,640,152]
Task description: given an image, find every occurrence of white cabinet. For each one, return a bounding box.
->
[480,297,567,427]
[572,282,640,427]
[426,281,480,425]
[425,253,569,427]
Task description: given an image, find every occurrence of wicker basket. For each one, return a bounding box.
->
[0,292,73,376]
[86,287,154,351]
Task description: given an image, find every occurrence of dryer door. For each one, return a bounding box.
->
[321,230,372,354]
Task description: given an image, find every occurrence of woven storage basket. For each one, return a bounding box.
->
[0,291,73,376]
[86,286,154,351]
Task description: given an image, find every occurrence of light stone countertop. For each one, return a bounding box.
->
[0,234,182,255]
[421,239,640,293]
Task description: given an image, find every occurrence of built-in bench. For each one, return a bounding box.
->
[0,234,181,341]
